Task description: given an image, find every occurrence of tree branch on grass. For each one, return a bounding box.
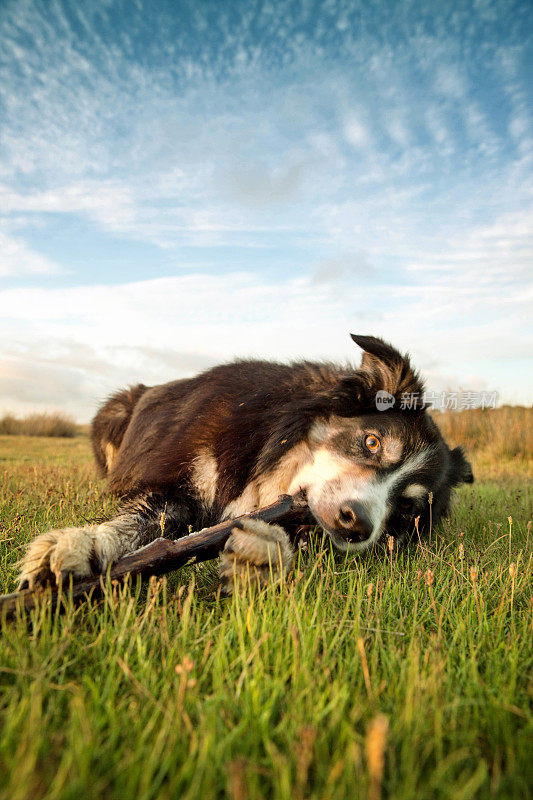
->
[0,492,309,620]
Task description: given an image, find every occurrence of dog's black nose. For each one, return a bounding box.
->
[336,502,373,543]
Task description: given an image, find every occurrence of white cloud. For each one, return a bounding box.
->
[425,106,454,153]
[0,230,62,277]
[0,341,218,420]
[385,114,411,147]
[312,251,376,284]
[0,182,136,229]
[434,65,468,100]
[509,113,530,142]
[224,163,307,207]
[343,114,371,148]
[407,207,533,283]
[0,256,531,421]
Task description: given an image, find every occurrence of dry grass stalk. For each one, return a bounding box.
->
[358,637,373,700]
[365,713,389,800]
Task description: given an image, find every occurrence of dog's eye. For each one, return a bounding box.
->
[399,498,414,512]
[364,434,381,452]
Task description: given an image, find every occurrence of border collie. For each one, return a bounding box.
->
[18,335,473,592]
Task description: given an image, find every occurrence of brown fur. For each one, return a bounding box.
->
[91,384,148,476]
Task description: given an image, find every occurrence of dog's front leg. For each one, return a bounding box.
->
[218,519,295,593]
[17,494,174,590]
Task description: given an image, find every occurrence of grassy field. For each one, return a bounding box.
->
[0,412,531,800]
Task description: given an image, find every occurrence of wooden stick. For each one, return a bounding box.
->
[0,492,309,620]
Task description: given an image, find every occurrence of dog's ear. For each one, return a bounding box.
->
[351,334,405,370]
[449,446,474,485]
[350,334,424,399]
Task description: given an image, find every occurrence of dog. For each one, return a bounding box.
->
[17,334,473,592]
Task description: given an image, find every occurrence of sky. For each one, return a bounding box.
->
[1,0,532,421]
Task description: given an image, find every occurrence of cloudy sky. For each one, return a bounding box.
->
[1,0,532,420]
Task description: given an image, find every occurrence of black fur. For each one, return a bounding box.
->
[90,334,473,544]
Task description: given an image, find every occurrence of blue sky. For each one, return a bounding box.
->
[1,0,532,420]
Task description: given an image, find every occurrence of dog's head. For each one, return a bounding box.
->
[288,335,474,551]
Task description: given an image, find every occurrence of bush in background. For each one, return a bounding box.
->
[0,412,78,438]
[432,405,531,461]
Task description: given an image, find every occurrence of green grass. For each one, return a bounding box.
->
[0,435,531,800]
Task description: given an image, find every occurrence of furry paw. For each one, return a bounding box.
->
[17,528,98,590]
[219,519,294,594]
[16,521,126,590]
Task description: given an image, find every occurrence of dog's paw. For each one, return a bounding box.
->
[219,519,294,594]
[17,527,96,590]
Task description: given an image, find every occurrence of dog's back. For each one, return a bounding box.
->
[91,383,148,476]
[90,360,340,500]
